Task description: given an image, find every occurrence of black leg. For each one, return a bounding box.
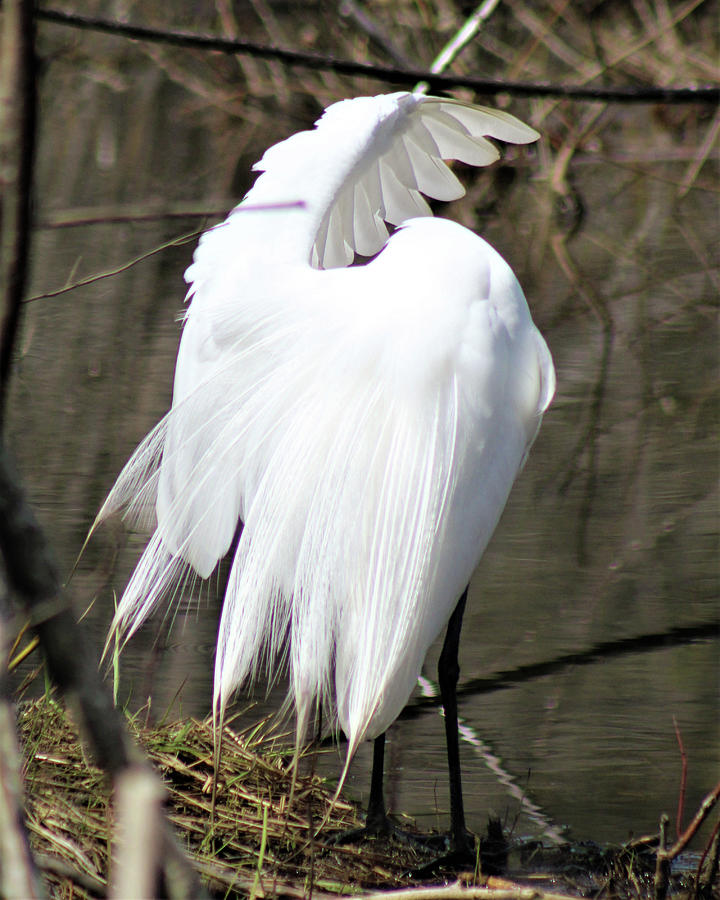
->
[366,733,387,830]
[330,590,476,860]
[331,730,443,849]
[329,732,398,843]
[438,587,474,855]
[229,518,244,557]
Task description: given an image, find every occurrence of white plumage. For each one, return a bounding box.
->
[98,91,555,771]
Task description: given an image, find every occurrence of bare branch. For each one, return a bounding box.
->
[36,7,720,104]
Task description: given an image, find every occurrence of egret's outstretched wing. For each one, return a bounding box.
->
[307,95,539,268]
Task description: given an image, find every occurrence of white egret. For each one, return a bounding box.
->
[96,91,555,851]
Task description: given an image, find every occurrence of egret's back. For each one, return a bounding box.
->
[97,91,554,761]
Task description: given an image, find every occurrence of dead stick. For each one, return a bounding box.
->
[655,783,720,900]
[672,715,688,836]
[655,814,671,900]
[668,781,720,858]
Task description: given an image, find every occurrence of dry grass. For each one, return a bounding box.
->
[18,696,710,900]
[18,695,434,898]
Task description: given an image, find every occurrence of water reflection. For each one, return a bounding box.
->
[7,7,718,846]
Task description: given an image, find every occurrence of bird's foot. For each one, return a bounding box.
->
[328,812,479,867]
[327,809,443,851]
[410,818,507,878]
[408,827,477,876]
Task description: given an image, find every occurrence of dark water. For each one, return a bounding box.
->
[7,8,718,848]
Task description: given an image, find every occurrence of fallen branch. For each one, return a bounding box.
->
[361,879,578,900]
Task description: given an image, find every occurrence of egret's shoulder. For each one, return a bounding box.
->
[373,217,522,305]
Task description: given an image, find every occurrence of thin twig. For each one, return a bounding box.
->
[430,0,502,75]
[36,202,239,229]
[29,202,306,302]
[672,716,687,837]
[415,0,502,94]
[24,231,202,302]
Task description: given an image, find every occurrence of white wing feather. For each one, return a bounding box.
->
[98,92,552,754]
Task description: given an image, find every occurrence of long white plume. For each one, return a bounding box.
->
[97,92,553,761]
